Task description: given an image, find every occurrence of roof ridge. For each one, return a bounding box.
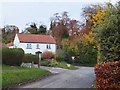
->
[18,33,50,36]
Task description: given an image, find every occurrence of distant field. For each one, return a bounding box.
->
[2,65,50,87]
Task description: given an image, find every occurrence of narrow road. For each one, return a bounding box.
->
[19,66,95,88]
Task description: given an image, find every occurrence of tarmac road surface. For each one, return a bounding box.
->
[18,66,95,88]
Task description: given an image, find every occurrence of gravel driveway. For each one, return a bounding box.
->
[18,66,95,88]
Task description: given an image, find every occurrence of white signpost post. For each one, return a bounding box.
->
[36,51,42,68]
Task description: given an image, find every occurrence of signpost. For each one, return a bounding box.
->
[36,51,42,68]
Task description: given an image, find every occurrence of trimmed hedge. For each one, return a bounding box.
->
[22,54,38,64]
[94,61,120,89]
[2,48,24,66]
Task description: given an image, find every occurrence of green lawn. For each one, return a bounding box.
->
[2,65,50,87]
[55,62,77,70]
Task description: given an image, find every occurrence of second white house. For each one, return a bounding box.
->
[11,33,56,54]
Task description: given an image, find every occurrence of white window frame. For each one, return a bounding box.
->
[36,43,40,49]
[27,43,32,49]
[46,44,51,49]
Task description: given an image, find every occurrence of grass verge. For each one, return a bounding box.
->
[41,60,77,70]
[55,62,77,70]
[2,65,50,87]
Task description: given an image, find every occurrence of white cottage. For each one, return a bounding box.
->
[11,34,56,54]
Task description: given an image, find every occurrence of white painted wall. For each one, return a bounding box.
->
[18,43,56,54]
[13,34,20,48]
[13,34,56,54]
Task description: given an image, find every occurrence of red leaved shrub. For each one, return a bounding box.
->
[42,51,54,59]
[94,61,120,90]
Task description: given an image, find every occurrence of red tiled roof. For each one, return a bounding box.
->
[6,42,13,47]
[17,34,56,44]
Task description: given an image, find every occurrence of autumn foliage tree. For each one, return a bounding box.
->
[49,12,70,44]
[81,3,115,64]
[50,11,97,65]
[49,11,82,46]
[94,2,120,63]
[82,3,111,46]
[50,3,115,65]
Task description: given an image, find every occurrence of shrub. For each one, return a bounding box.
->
[42,51,54,59]
[62,41,97,65]
[41,59,51,66]
[2,48,24,66]
[50,59,58,67]
[56,56,62,62]
[94,61,120,89]
[22,54,38,64]
[55,49,66,62]
[94,2,120,63]
[41,59,59,67]
[70,43,97,66]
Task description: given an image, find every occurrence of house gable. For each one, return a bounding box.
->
[13,34,20,48]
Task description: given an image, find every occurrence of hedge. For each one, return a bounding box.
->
[22,54,38,64]
[2,48,24,66]
[94,61,120,89]
[94,2,120,63]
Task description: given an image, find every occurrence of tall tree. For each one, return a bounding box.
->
[38,25,47,34]
[94,2,120,63]
[2,25,19,43]
[81,3,112,46]
[49,11,70,44]
[22,22,47,34]
[49,11,81,45]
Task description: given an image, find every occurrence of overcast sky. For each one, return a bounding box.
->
[0,0,119,32]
